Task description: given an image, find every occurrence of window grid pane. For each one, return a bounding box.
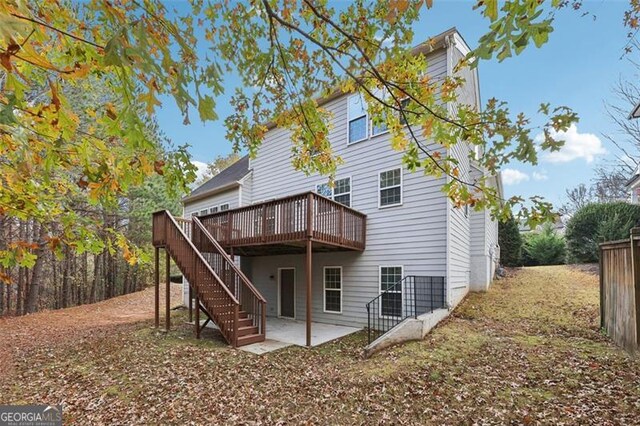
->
[381,266,402,291]
[325,290,341,312]
[316,183,332,198]
[349,116,367,143]
[380,169,401,189]
[324,268,341,289]
[334,194,351,207]
[334,178,350,195]
[324,267,342,312]
[220,204,229,211]
[380,187,401,206]
[372,121,388,135]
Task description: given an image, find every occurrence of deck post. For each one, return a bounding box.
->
[188,284,193,323]
[154,247,159,328]
[195,293,200,339]
[165,249,170,331]
[306,238,312,347]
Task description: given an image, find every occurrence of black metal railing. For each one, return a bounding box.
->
[365,276,447,344]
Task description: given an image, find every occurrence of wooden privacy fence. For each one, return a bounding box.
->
[599,227,640,354]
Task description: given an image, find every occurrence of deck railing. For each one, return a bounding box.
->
[192,216,267,336]
[152,210,241,345]
[366,276,447,344]
[198,192,366,251]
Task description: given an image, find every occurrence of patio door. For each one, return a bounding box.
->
[278,268,296,319]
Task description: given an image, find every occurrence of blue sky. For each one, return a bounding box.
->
[156,1,636,207]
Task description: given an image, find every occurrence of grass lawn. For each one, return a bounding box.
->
[1,266,639,424]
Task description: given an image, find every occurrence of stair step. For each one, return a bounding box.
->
[237,325,259,337]
[238,318,253,327]
[236,333,265,346]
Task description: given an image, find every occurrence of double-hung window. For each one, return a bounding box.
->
[219,203,229,211]
[348,94,368,144]
[379,168,402,207]
[380,266,403,317]
[315,177,351,207]
[324,267,342,313]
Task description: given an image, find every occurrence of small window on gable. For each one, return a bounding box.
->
[348,94,368,144]
[219,204,229,211]
[379,168,402,208]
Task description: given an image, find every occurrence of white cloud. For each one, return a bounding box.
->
[538,124,606,164]
[532,171,548,181]
[191,160,209,187]
[502,168,530,185]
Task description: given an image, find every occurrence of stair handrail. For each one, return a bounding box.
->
[159,210,239,305]
[192,216,266,303]
[365,275,446,344]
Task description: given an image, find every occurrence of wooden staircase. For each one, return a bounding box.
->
[152,210,266,347]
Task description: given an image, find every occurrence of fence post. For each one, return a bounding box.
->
[599,245,604,330]
[631,227,640,348]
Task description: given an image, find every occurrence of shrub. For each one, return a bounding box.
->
[565,202,640,263]
[522,224,566,266]
[499,215,523,266]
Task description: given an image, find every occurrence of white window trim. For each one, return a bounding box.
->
[277,267,296,319]
[209,206,219,214]
[379,265,404,319]
[314,176,352,207]
[378,167,403,209]
[219,203,230,211]
[347,94,369,145]
[323,266,343,314]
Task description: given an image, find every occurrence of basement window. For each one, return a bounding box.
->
[324,267,342,313]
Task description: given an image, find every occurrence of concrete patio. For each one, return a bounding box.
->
[240,318,361,354]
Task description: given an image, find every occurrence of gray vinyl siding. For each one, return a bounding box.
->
[247,49,449,327]
[183,188,240,218]
[446,42,478,304]
[240,172,253,206]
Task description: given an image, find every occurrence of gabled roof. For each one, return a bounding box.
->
[183,155,250,204]
[625,165,640,188]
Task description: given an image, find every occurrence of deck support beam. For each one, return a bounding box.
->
[188,284,193,323]
[154,247,159,328]
[195,294,200,339]
[306,238,312,347]
[165,249,170,331]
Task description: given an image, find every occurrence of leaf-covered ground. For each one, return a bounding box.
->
[1,266,639,424]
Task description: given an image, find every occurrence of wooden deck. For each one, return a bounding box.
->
[196,192,366,256]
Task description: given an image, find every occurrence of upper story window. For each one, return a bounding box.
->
[348,95,368,144]
[219,203,230,211]
[315,177,351,207]
[379,168,402,208]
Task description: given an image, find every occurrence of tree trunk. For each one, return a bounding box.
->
[61,246,70,309]
[24,225,47,314]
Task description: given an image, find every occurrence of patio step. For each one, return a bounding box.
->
[237,333,265,346]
